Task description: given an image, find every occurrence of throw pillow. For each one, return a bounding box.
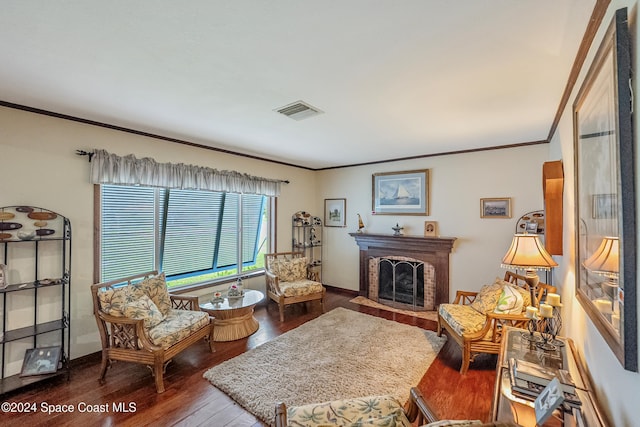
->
[97,285,131,317]
[470,278,504,314]
[494,284,524,314]
[131,272,172,317]
[123,294,165,330]
[272,257,308,282]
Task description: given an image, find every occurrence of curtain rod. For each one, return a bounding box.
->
[75,149,289,184]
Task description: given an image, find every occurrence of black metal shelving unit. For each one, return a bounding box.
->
[0,206,71,396]
[291,211,322,281]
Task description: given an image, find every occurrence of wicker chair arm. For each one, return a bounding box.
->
[406,387,438,425]
[170,294,199,311]
[453,290,478,305]
[98,311,163,352]
[265,270,283,295]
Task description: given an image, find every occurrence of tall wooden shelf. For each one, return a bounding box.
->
[0,206,71,396]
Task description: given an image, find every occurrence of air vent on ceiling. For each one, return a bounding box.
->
[275,100,324,121]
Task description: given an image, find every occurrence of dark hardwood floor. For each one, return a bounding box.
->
[2,289,497,426]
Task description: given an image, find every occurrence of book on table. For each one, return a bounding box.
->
[510,357,576,392]
[509,358,582,407]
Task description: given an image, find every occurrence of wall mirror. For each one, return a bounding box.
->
[573,8,637,371]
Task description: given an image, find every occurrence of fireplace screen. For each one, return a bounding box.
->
[378,258,424,310]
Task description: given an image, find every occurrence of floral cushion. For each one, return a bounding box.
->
[97,285,136,317]
[130,273,172,317]
[270,257,308,282]
[147,309,209,349]
[123,294,165,330]
[470,279,504,314]
[279,279,324,297]
[493,284,524,314]
[287,395,411,427]
[439,304,491,339]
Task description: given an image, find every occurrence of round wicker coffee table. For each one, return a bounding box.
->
[199,289,264,342]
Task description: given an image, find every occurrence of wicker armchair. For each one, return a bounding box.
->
[264,252,325,322]
[90,271,214,393]
[437,271,556,374]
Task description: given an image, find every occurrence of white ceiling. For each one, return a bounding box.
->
[0,1,595,169]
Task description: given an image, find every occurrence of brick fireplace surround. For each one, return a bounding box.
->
[349,233,456,307]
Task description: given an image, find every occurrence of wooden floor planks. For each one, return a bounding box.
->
[1,289,497,426]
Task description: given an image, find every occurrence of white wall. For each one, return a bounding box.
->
[0,106,316,372]
[549,1,640,426]
[317,144,549,297]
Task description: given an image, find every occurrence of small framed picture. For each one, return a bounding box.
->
[20,346,62,377]
[525,222,538,234]
[424,221,437,237]
[324,198,346,227]
[480,198,512,219]
[592,193,617,219]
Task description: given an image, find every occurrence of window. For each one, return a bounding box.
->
[99,185,271,289]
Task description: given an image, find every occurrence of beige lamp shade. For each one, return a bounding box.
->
[501,234,558,270]
[583,236,619,276]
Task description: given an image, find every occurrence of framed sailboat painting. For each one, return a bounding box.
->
[372,169,429,215]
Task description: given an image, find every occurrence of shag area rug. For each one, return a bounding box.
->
[203,307,446,425]
[350,296,439,322]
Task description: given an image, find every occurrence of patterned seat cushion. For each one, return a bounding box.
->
[439,304,490,338]
[147,309,209,349]
[286,394,412,427]
[279,279,324,297]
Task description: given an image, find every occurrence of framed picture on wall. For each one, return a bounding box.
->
[324,198,346,227]
[480,198,512,219]
[372,169,429,215]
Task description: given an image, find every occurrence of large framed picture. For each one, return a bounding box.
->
[480,198,512,219]
[573,8,637,372]
[372,169,429,215]
[324,198,346,227]
[20,346,62,377]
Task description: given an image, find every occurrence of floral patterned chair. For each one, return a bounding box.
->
[274,387,515,426]
[437,271,556,374]
[90,271,214,393]
[264,252,326,322]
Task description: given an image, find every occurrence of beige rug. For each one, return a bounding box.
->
[203,307,446,425]
[350,296,439,322]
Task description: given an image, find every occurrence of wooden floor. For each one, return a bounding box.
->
[2,289,497,426]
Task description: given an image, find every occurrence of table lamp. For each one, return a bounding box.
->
[501,233,558,305]
[583,236,619,311]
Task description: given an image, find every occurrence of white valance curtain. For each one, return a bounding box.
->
[90,149,282,196]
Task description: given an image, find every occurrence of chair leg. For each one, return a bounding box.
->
[460,345,471,375]
[98,351,110,384]
[279,302,285,322]
[153,359,165,393]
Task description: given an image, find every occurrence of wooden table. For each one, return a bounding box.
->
[199,290,264,342]
[492,327,608,426]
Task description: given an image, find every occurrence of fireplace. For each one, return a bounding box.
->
[370,256,434,311]
[350,233,456,308]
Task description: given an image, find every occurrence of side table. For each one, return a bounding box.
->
[200,289,264,342]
